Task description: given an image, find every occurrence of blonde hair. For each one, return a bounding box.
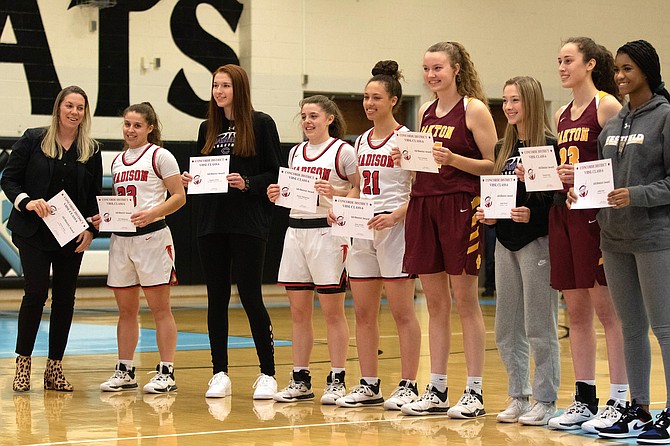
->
[41,86,97,162]
[494,76,553,175]
[426,41,488,107]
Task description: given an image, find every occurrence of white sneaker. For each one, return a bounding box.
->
[384,380,419,410]
[401,385,450,416]
[100,363,138,392]
[581,399,628,434]
[518,401,557,426]
[496,397,531,423]
[205,372,232,398]
[336,379,384,407]
[320,371,346,405]
[143,363,177,394]
[447,387,486,419]
[274,371,314,402]
[253,374,277,400]
[548,399,597,430]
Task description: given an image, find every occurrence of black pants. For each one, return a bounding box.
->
[198,233,275,376]
[14,236,84,360]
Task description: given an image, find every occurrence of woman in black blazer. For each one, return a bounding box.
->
[1,85,102,392]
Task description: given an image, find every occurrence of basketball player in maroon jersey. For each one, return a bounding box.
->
[397,42,497,418]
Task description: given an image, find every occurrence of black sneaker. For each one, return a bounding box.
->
[637,408,670,445]
[598,402,653,439]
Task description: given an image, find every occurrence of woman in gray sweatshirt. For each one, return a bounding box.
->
[575,40,670,444]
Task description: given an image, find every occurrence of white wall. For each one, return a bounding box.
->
[0,0,668,143]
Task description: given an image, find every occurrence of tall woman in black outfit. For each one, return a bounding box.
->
[2,85,102,392]
[181,64,281,400]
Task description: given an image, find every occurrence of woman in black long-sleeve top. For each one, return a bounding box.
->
[181,64,281,400]
[1,85,102,392]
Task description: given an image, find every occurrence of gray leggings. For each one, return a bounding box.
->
[495,236,561,403]
[603,249,670,407]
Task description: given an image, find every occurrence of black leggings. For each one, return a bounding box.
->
[14,236,84,360]
[198,233,275,376]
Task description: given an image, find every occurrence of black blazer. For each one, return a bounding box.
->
[1,127,103,239]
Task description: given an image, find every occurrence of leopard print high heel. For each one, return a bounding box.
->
[13,355,31,392]
[44,359,73,392]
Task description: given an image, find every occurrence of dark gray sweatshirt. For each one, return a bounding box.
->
[597,94,670,253]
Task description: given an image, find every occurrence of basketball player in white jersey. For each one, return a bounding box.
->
[98,102,185,394]
[267,95,358,405]
[333,61,421,410]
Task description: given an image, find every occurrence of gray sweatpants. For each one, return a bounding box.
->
[603,249,670,407]
[495,236,561,403]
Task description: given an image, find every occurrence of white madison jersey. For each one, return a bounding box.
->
[355,126,411,213]
[288,137,357,219]
[111,143,180,215]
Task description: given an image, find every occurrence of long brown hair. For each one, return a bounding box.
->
[563,37,621,101]
[426,41,488,107]
[202,64,256,157]
[494,76,553,175]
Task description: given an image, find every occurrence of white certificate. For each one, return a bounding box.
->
[97,196,136,233]
[519,146,563,192]
[187,155,230,194]
[480,175,518,219]
[43,190,89,247]
[275,167,319,213]
[331,196,375,240]
[571,159,614,209]
[394,131,440,173]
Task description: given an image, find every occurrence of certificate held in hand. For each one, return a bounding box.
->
[570,159,614,209]
[480,175,518,219]
[43,190,89,247]
[394,131,440,173]
[188,155,230,194]
[331,196,375,240]
[518,146,562,192]
[275,167,319,213]
[97,196,136,233]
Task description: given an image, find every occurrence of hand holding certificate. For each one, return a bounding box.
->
[43,190,89,247]
[97,196,136,232]
[518,146,562,192]
[331,196,375,240]
[275,167,319,213]
[480,175,518,219]
[570,159,614,209]
[394,131,440,173]
[187,155,230,194]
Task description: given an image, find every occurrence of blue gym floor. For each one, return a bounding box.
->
[0,316,291,358]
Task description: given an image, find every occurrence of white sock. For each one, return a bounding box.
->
[430,373,447,393]
[293,366,309,373]
[159,361,174,371]
[467,376,483,394]
[610,383,629,402]
[362,377,379,386]
[118,359,133,369]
